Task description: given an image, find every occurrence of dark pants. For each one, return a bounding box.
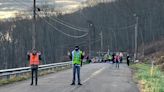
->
[31,65,38,85]
[112,59,115,64]
[127,60,130,66]
[120,57,123,63]
[72,64,81,84]
[116,61,119,68]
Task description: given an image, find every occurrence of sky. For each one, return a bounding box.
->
[0,0,87,20]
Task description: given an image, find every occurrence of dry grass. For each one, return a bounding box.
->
[131,63,164,92]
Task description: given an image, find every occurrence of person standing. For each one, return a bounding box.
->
[27,49,41,86]
[112,53,115,64]
[119,52,123,63]
[69,46,84,85]
[127,55,130,66]
[115,54,120,69]
[108,54,112,62]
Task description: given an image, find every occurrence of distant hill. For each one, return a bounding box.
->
[0,0,164,69]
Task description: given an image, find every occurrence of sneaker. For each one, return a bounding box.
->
[30,83,33,86]
[70,83,75,85]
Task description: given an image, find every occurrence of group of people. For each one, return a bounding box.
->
[27,45,84,86]
[27,46,131,86]
[111,52,130,68]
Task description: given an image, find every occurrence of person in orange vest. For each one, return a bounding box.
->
[27,49,41,86]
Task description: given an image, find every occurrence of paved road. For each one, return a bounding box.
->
[0,63,139,92]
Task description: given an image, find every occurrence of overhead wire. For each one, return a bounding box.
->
[37,13,88,38]
[50,15,88,31]
[97,23,135,31]
[11,0,32,9]
[38,11,88,32]
[109,24,135,30]
[48,16,88,32]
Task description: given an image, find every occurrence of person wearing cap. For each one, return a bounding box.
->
[69,46,84,85]
[27,49,41,86]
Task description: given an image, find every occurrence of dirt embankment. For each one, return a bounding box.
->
[138,39,164,71]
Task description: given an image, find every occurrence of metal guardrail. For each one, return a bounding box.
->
[0,61,72,79]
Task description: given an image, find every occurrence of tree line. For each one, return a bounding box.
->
[0,0,164,69]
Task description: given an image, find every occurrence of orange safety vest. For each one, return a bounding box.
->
[30,53,40,65]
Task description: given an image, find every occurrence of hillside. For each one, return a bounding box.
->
[0,0,164,69]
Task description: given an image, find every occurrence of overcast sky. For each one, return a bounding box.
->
[0,0,87,19]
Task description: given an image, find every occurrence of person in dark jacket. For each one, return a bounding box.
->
[112,53,115,64]
[127,55,130,66]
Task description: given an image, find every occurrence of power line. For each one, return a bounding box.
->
[98,24,135,31]
[111,24,135,30]
[51,15,88,31]
[11,1,90,34]
[12,0,32,8]
[39,12,88,32]
[48,16,88,32]
[37,14,88,38]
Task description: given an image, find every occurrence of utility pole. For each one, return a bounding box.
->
[100,31,103,54]
[32,0,36,50]
[134,14,139,61]
[113,30,117,51]
[88,23,92,59]
[93,25,96,56]
[140,29,144,57]
[87,20,95,59]
[88,31,91,59]
[98,31,103,62]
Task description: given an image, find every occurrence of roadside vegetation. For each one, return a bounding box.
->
[131,63,164,92]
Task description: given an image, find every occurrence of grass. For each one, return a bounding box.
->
[0,76,28,86]
[130,63,164,92]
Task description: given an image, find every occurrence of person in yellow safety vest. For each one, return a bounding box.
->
[27,49,41,86]
[108,55,112,61]
[103,54,108,62]
[69,46,84,85]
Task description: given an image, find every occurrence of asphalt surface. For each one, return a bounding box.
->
[0,63,139,92]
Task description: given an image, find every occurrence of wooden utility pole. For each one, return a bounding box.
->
[134,14,139,61]
[32,0,36,49]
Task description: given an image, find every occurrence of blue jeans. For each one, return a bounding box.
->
[116,61,119,68]
[72,64,81,83]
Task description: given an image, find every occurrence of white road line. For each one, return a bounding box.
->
[83,67,106,83]
[68,67,106,92]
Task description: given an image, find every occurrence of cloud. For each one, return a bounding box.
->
[0,11,17,19]
[0,0,85,19]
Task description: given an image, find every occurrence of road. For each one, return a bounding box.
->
[0,63,139,92]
